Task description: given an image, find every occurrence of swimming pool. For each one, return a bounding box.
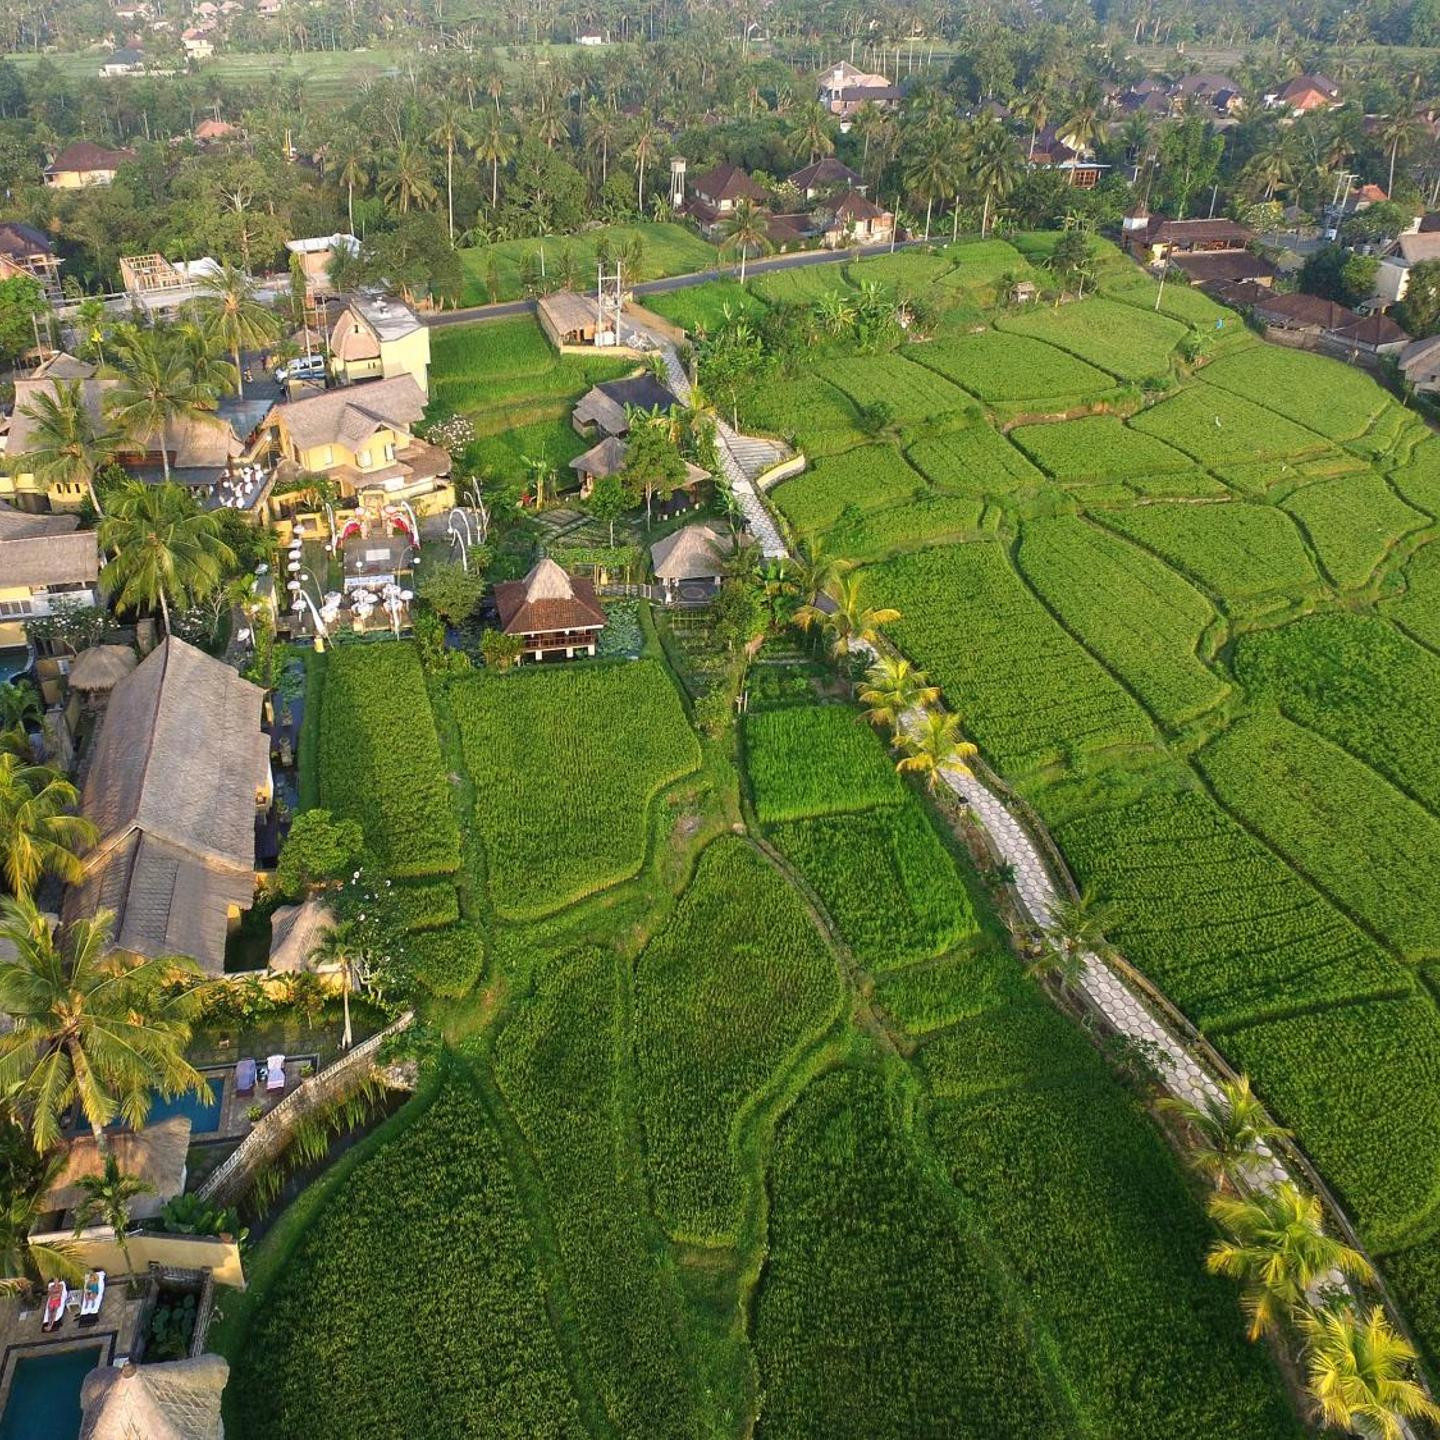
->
[67,1076,224,1138]
[0,1344,101,1440]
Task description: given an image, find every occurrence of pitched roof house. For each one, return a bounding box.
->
[494,558,607,662]
[1399,334,1440,391]
[99,47,146,76]
[44,141,136,188]
[650,521,734,601]
[63,637,270,975]
[821,190,894,248]
[0,220,60,298]
[572,374,681,438]
[0,503,99,647]
[326,292,431,395]
[788,157,864,198]
[1274,73,1340,113]
[686,163,767,234]
[818,60,900,117]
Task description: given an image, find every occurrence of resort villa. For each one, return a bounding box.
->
[494,557,608,662]
[572,375,681,439]
[44,141,135,188]
[0,504,99,648]
[63,637,271,977]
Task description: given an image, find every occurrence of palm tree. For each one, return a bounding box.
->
[311,923,366,1052]
[1206,1183,1373,1340]
[474,112,513,211]
[328,125,370,237]
[859,656,939,732]
[173,322,238,401]
[584,101,621,185]
[897,709,977,793]
[192,264,280,399]
[629,118,662,214]
[0,1150,83,1295]
[788,99,835,164]
[98,480,236,635]
[1058,81,1107,156]
[0,682,42,738]
[71,1154,153,1280]
[1158,1075,1291,1191]
[1027,889,1119,989]
[720,197,773,284]
[378,138,438,215]
[521,452,558,512]
[0,752,95,897]
[968,117,1023,236]
[0,894,206,1153]
[1011,86,1052,159]
[905,126,961,240]
[104,331,217,485]
[428,98,473,245]
[1300,1303,1440,1439]
[19,380,117,517]
[814,288,857,336]
[1379,111,1423,197]
[788,537,850,608]
[795,573,899,659]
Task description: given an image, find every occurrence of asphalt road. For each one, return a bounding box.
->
[425,237,930,328]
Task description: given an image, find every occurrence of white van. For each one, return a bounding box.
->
[274,354,327,384]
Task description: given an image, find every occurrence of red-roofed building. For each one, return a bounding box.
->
[494,558,607,662]
[685,163,768,235]
[44,141,135,188]
[821,190,894,248]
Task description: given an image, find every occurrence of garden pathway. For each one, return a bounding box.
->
[638,328,789,559]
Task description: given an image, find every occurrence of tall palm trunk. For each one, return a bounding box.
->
[341,967,352,1050]
[492,157,499,208]
[232,341,244,399]
[157,586,170,635]
[347,178,355,235]
[446,141,455,243]
[924,195,933,239]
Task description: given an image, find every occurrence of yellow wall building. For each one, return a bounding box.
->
[327,293,432,395]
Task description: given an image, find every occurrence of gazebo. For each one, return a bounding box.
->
[649,523,734,604]
[67,645,139,705]
[79,1355,228,1440]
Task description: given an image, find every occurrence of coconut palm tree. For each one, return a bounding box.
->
[897,708,977,793]
[1057,81,1107,156]
[1011,86,1052,159]
[1158,1075,1291,1192]
[904,124,961,240]
[104,331,218,485]
[1379,110,1423,197]
[71,1154,153,1280]
[173,322,239,401]
[311,923,366,1052]
[0,894,206,1154]
[629,117,662,213]
[788,537,850,608]
[191,264,279,400]
[327,125,370,237]
[474,112,513,211]
[1206,1183,1373,1340]
[378,137,439,215]
[1300,1303,1440,1439]
[0,1149,83,1295]
[19,380,117,517]
[968,116,1023,236]
[788,99,835,164]
[1026,890,1120,989]
[428,98,474,245]
[859,655,940,732]
[584,100,621,186]
[0,752,95,897]
[98,479,236,635]
[720,197,773,284]
[795,573,899,658]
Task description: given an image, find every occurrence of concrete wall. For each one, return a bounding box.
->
[26,1228,246,1289]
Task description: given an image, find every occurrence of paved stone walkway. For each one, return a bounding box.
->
[644,332,789,559]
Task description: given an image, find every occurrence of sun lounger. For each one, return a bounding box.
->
[234,1057,257,1096]
[78,1271,104,1324]
[41,1280,66,1331]
[265,1054,285,1092]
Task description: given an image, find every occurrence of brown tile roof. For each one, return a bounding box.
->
[1330,312,1407,348]
[46,141,135,175]
[789,157,862,191]
[691,163,766,204]
[495,558,607,637]
[1145,216,1255,247]
[1170,250,1279,284]
[275,374,426,453]
[831,189,887,222]
[1252,291,1353,328]
[0,220,52,261]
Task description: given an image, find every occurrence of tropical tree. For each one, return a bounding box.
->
[19,380,117,516]
[378,138,439,216]
[192,264,281,399]
[173,322,239,401]
[98,480,236,634]
[788,100,835,163]
[904,124,961,239]
[0,894,206,1153]
[1379,111,1423,197]
[311,923,366,1051]
[968,116,1023,236]
[897,708,977,793]
[630,118,662,214]
[0,682,41,737]
[1057,80,1107,155]
[327,125,370,236]
[0,753,95,897]
[71,1154,153,1279]
[859,655,939,732]
[788,537,850,608]
[1158,1074,1291,1191]
[1300,1303,1440,1439]
[520,452,559,512]
[814,287,857,336]
[795,573,899,658]
[0,1146,83,1295]
[1011,85,1052,159]
[428,98,474,244]
[474,111,513,211]
[720,197,773,284]
[1026,890,1120,989]
[104,331,218,484]
[583,101,621,185]
[1206,1183,1373,1340]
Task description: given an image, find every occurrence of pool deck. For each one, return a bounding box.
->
[203,1053,320,1143]
[0,1287,145,1422]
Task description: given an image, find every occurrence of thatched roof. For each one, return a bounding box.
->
[80,1355,228,1440]
[650,523,733,580]
[47,1115,192,1219]
[67,645,139,693]
[64,638,267,975]
[268,896,337,973]
[495,559,607,637]
[539,289,603,337]
[0,502,98,588]
[570,435,628,479]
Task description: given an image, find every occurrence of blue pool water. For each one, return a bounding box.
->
[0,1345,101,1440]
[69,1077,224,1138]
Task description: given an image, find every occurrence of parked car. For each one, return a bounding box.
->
[274,354,326,383]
